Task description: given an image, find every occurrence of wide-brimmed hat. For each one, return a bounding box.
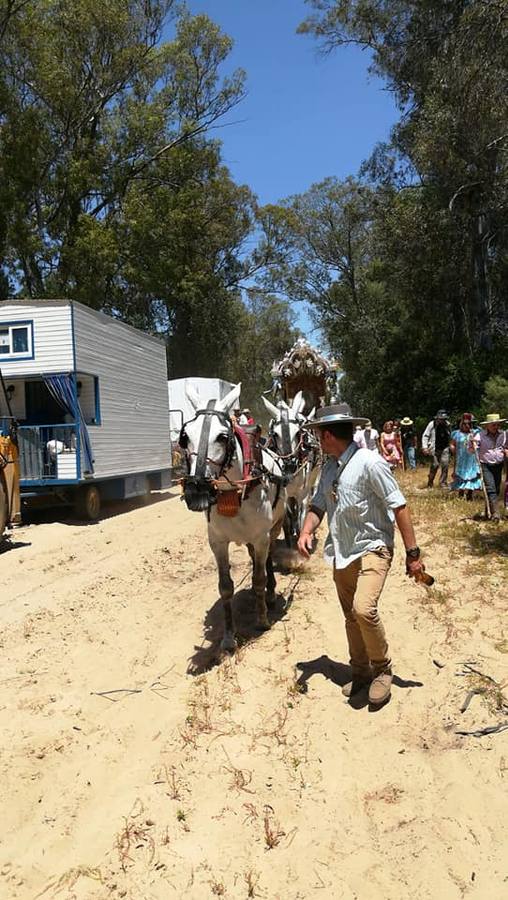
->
[435,409,448,419]
[480,413,506,426]
[307,404,369,429]
[400,416,413,426]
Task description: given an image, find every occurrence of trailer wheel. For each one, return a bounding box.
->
[74,484,101,521]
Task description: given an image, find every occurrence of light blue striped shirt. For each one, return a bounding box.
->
[311,446,406,570]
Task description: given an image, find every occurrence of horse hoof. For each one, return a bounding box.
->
[256,619,271,632]
[266,594,276,610]
[220,635,237,653]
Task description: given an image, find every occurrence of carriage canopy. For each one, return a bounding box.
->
[270,338,339,415]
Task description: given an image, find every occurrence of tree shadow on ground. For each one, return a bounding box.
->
[187,578,298,676]
[464,524,508,558]
[295,655,423,709]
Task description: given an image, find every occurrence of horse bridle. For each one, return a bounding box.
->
[180,401,234,473]
[269,407,305,476]
[179,401,236,511]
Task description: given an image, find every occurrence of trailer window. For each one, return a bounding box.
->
[0,321,33,358]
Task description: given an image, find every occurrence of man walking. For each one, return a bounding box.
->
[422,410,451,488]
[476,413,507,522]
[297,405,425,707]
[400,417,417,469]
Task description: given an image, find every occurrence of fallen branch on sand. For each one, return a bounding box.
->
[456,723,508,738]
[460,688,486,714]
[91,688,142,701]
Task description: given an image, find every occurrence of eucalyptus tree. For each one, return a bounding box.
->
[0,0,246,301]
[293,0,508,419]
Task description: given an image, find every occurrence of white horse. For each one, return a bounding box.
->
[180,383,286,652]
[262,392,321,544]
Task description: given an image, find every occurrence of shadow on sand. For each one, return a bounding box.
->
[295,655,424,711]
[187,576,299,676]
[22,489,177,527]
[0,536,32,554]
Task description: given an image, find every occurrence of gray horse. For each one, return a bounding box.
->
[180,383,286,651]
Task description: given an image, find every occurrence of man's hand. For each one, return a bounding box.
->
[297,531,314,559]
[406,557,425,579]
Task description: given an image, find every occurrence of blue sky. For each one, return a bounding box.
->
[186,0,398,205]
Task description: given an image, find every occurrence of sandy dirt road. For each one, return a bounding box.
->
[0,482,507,899]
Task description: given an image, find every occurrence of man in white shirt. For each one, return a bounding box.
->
[297,405,425,707]
[360,419,380,453]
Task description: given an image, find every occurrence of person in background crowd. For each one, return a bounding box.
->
[239,408,254,426]
[449,412,482,501]
[362,420,380,453]
[422,409,451,488]
[353,424,367,448]
[400,417,417,470]
[231,407,241,428]
[392,418,403,461]
[476,413,507,522]
[380,421,402,468]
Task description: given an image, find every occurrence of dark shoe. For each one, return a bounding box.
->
[369,672,393,706]
[342,677,371,698]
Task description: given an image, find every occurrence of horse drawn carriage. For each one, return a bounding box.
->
[268,339,339,545]
[270,337,339,416]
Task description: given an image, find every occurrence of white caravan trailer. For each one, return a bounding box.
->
[0,299,171,519]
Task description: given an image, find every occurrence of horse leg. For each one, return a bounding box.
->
[251,539,270,631]
[209,539,236,652]
[266,551,276,609]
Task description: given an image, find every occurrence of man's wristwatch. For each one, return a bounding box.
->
[406,546,420,560]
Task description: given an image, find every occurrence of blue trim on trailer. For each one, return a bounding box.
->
[21,478,81,487]
[20,468,171,490]
[0,319,35,361]
[93,375,101,425]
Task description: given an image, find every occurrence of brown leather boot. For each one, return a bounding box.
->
[342,676,372,698]
[368,671,393,706]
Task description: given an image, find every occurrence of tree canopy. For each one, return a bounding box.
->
[0,0,295,382]
[287,0,508,419]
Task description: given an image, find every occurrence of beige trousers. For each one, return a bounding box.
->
[333,547,393,678]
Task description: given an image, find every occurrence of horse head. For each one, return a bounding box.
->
[180,383,241,511]
[262,391,306,474]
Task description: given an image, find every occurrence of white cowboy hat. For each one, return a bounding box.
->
[480,413,506,426]
[307,403,369,429]
[400,417,413,426]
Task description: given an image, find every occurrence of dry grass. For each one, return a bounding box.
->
[209,875,226,895]
[115,800,156,872]
[251,704,289,749]
[243,868,262,897]
[36,866,103,897]
[364,784,404,806]
[263,805,285,850]
[221,748,254,794]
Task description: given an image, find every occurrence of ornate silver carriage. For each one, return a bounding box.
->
[270,338,339,414]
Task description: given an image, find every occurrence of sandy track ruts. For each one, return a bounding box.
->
[0,486,507,899]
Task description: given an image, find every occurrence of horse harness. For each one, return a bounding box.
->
[179,401,283,516]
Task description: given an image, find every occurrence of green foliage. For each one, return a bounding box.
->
[0,0,288,386]
[291,1,508,419]
[0,1,246,305]
[481,376,508,417]
[228,292,301,421]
